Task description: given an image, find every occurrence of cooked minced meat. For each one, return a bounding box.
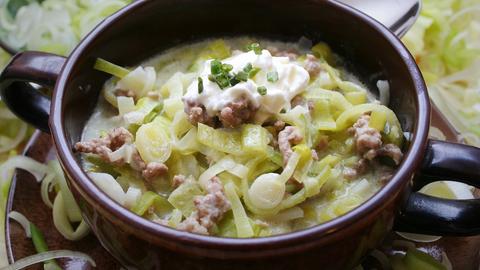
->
[142,162,169,180]
[218,98,257,128]
[349,114,403,167]
[304,54,322,77]
[267,46,299,60]
[184,100,215,127]
[278,126,304,164]
[349,114,383,154]
[75,127,168,181]
[177,176,231,235]
[74,127,133,163]
[343,158,369,180]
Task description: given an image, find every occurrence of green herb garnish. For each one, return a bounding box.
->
[247,43,262,55]
[267,71,279,82]
[211,59,223,75]
[235,71,249,82]
[249,67,261,78]
[257,86,267,96]
[243,63,253,73]
[242,63,261,79]
[198,77,204,94]
[222,63,233,72]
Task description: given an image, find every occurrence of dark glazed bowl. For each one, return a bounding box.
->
[2,0,480,269]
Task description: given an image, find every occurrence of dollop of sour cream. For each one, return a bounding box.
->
[183,49,310,119]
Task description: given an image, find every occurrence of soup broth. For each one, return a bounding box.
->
[77,37,404,237]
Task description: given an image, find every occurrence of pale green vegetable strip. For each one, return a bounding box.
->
[311,98,336,131]
[241,124,270,153]
[304,165,332,198]
[132,191,173,217]
[224,182,254,238]
[50,161,82,222]
[0,250,96,270]
[197,123,242,155]
[30,223,62,270]
[52,193,90,241]
[94,58,130,78]
[168,181,203,217]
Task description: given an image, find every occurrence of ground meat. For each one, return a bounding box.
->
[349,114,382,154]
[316,136,329,152]
[267,46,299,60]
[218,98,257,128]
[130,151,146,171]
[142,162,168,181]
[273,120,286,132]
[343,158,369,180]
[291,95,306,108]
[290,95,314,114]
[177,216,209,235]
[184,101,215,126]
[278,126,303,164]
[304,54,322,77]
[76,127,168,181]
[74,127,133,163]
[377,144,403,165]
[172,175,187,188]
[347,114,404,178]
[115,89,135,99]
[184,98,256,128]
[177,177,231,235]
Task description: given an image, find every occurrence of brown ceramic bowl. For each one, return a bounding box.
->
[1,1,480,269]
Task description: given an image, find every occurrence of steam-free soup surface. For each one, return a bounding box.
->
[77,37,404,237]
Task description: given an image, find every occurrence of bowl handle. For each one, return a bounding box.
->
[0,51,66,133]
[395,139,480,236]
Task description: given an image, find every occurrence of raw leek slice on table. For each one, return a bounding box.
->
[0,0,132,55]
[0,0,131,267]
[402,0,480,147]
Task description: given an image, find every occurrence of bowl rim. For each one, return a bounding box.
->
[50,0,430,257]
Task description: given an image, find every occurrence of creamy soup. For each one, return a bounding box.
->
[76,37,404,237]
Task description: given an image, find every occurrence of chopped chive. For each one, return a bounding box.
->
[222,63,233,72]
[248,67,261,78]
[247,43,262,55]
[280,108,286,113]
[230,76,240,86]
[197,77,203,94]
[257,86,267,96]
[267,71,279,82]
[211,59,223,75]
[235,71,248,82]
[243,63,253,73]
[216,74,230,89]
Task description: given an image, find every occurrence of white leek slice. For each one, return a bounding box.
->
[88,172,126,205]
[116,66,156,98]
[0,250,96,270]
[8,211,32,238]
[117,96,135,116]
[52,193,90,241]
[248,153,300,210]
[224,182,254,238]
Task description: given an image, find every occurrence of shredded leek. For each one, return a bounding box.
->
[224,182,254,238]
[402,0,480,147]
[0,0,131,55]
[94,58,130,79]
[0,250,96,270]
